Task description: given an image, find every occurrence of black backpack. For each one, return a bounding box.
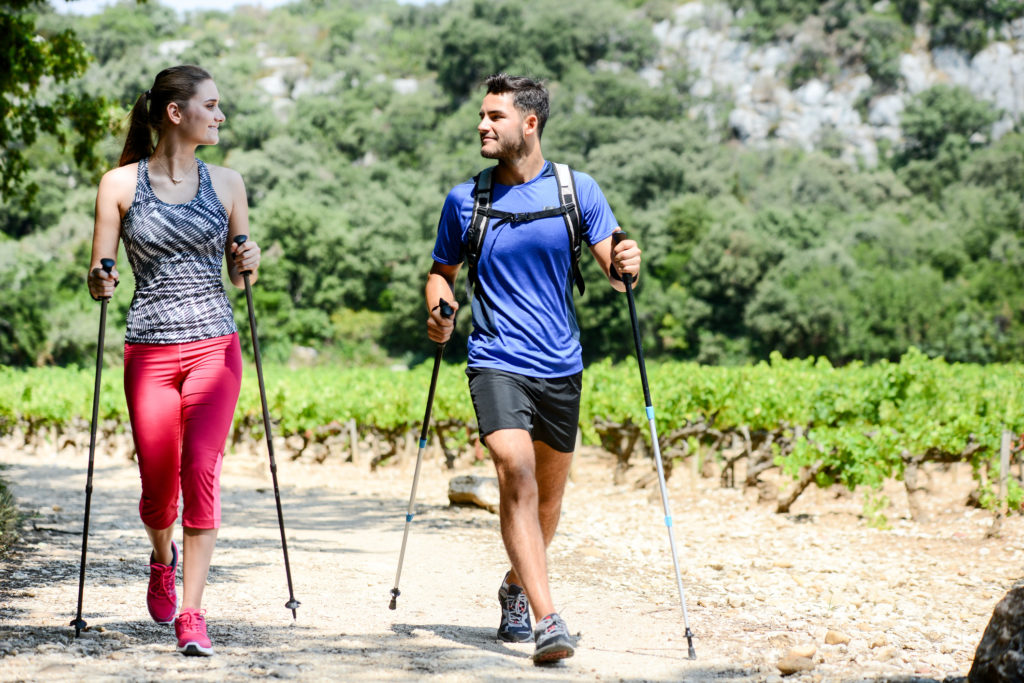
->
[463,162,586,303]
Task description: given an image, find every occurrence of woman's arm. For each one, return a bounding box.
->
[213,166,261,288]
[87,167,132,300]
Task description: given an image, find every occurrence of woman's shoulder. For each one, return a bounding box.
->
[203,162,246,217]
[204,162,244,190]
[98,163,139,203]
[101,162,139,184]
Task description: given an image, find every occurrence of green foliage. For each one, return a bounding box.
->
[844,12,911,90]
[898,85,1000,163]
[430,0,656,99]
[4,355,1023,519]
[3,0,1024,371]
[0,0,118,201]
[929,0,1024,54]
[727,0,820,43]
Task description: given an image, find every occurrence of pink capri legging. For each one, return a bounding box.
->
[124,332,242,530]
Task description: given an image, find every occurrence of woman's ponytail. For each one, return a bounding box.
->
[118,91,154,167]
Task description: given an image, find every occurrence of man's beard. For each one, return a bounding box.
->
[481,133,528,160]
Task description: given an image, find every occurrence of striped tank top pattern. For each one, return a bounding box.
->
[121,157,237,344]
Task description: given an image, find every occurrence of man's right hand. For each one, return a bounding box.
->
[427,299,459,344]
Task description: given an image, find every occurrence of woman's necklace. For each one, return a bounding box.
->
[154,156,196,185]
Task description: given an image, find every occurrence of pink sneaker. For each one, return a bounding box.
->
[147,541,178,624]
[175,608,213,656]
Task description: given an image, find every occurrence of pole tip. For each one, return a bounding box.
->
[685,629,696,659]
[389,588,400,610]
[70,617,87,637]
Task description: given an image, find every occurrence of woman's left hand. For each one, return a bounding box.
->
[232,238,261,274]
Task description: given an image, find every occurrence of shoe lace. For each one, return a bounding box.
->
[148,562,175,601]
[542,616,566,636]
[506,593,530,628]
[177,609,207,633]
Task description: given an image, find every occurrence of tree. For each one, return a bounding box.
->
[0,1,116,201]
[898,85,999,163]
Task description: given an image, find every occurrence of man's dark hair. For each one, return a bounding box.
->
[484,73,549,138]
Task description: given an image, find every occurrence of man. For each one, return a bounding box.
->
[425,73,641,664]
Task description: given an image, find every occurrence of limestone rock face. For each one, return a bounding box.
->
[646,2,1024,167]
[969,581,1024,683]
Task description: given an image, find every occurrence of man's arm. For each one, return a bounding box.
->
[590,228,641,293]
[426,261,462,344]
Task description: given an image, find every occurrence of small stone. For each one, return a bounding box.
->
[869,634,886,649]
[787,644,817,659]
[877,647,899,661]
[825,630,851,645]
[777,655,816,675]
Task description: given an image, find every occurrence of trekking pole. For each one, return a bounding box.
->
[389,298,455,610]
[613,231,696,659]
[234,235,301,620]
[71,258,115,638]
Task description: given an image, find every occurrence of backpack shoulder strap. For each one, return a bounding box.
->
[464,167,495,302]
[466,166,494,271]
[552,162,586,296]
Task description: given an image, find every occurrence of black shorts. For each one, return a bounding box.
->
[467,367,582,453]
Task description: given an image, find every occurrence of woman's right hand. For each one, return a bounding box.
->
[87,263,120,301]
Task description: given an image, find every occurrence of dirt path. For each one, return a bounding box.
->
[0,442,1017,681]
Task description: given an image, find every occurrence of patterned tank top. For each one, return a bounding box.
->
[121,157,237,344]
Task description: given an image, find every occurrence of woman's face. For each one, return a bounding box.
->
[176,79,225,145]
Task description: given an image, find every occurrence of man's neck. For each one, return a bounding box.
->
[493,149,545,186]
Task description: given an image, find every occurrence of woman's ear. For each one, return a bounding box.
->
[166,101,182,125]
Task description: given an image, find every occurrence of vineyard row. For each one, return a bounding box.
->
[2,348,1022,515]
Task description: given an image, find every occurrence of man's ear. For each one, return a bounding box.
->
[523,112,539,137]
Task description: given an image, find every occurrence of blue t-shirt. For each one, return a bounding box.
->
[432,161,617,377]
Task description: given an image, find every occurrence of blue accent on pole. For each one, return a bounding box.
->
[646,406,655,420]
[419,438,427,448]
[665,516,673,527]
[406,514,414,522]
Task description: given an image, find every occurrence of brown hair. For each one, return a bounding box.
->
[119,65,213,167]
[484,73,550,138]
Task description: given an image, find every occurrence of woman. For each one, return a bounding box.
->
[87,65,260,656]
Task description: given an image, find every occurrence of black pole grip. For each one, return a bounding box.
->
[233,234,252,275]
[438,298,454,320]
[611,231,632,285]
[93,258,117,302]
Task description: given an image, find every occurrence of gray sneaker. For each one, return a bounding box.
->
[532,613,574,664]
[497,572,533,642]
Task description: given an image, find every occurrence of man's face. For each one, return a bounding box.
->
[478,92,528,160]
